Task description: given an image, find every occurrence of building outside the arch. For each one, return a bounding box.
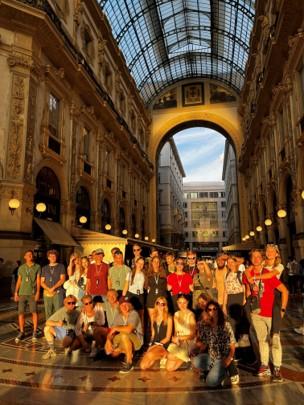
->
[0,0,303,275]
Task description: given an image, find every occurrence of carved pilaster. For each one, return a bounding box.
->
[6,74,25,180]
[24,77,38,183]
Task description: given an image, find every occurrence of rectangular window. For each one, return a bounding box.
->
[199,192,208,198]
[221,201,226,207]
[209,192,218,198]
[48,93,60,138]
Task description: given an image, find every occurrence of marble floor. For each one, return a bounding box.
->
[0,297,303,405]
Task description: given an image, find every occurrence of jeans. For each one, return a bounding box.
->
[251,313,282,368]
[192,353,226,387]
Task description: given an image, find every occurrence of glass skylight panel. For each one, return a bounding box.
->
[100,0,255,103]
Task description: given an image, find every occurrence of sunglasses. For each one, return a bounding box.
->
[207,307,218,312]
[187,257,196,260]
[67,302,76,305]
[156,302,166,306]
[84,301,93,305]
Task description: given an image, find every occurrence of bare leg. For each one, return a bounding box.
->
[18,314,25,333]
[166,352,185,371]
[119,333,134,364]
[32,312,38,332]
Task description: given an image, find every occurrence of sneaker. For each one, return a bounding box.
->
[89,346,98,358]
[15,332,25,343]
[294,326,304,335]
[272,367,283,383]
[160,357,167,369]
[42,349,56,360]
[119,362,134,374]
[64,347,72,356]
[32,332,38,343]
[230,374,240,385]
[256,365,271,377]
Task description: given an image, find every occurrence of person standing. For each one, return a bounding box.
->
[41,249,66,320]
[243,249,289,382]
[86,248,109,302]
[167,257,193,312]
[214,254,228,307]
[108,250,131,298]
[185,251,198,278]
[14,250,41,343]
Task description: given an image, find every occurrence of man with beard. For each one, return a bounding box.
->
[214,254,228,307]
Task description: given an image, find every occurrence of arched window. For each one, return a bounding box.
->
[101,198,111,231]
[76,186,90,229]
[34,167,61,222]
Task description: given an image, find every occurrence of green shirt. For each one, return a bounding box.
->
[48,307,79,329]
[109,264,131,291]
[18,263,41,295]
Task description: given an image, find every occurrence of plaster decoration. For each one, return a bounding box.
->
[6,75,25,179]
[74,0,84,26]
[97,37,107,68]
[24,78,38,183]
[0,160,3,179]
[7,53,32,71]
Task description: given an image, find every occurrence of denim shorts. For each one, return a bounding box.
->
[54,326,68,341]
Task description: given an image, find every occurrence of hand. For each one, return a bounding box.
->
[172,336,179,345]
[281,310,286,318]
[222,356,232,368]
[57,320,64,327]
[14,293,19,302]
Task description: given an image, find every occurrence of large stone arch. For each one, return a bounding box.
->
[148,108,247,242]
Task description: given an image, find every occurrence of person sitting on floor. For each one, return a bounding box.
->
[105,297,143,373]
[190,300,238,387]
[140,296,173,370]
[42,295,79,360]
[71,295,108,357]
[165,294,196,371]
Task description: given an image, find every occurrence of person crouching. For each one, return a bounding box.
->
[105,297,143,373]
[43,295,79,360]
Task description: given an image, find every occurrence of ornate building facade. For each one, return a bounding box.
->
[222,140,240,245]
[183,182,227,255]
[158,139,185,249]
[239,0,304,261]
[0,0,153,265]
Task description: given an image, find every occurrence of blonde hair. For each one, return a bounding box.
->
[151,296,169,325]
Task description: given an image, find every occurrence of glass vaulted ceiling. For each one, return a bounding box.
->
[99,0,255,105]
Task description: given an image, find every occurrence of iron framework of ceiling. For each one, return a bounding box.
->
[99,0,255,105]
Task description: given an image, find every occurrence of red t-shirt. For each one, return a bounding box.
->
[167,272,193,295]
[87,263,109,295]
[243,268,281,317]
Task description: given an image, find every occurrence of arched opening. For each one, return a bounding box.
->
[75,186,91,229]
[34,167,61,222]
[157,121,239,253]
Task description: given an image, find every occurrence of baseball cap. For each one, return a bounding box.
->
[95,248,104,255]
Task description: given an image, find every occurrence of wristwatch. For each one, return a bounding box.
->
[281,308,286,312]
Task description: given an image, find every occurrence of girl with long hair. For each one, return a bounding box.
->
[140,296,173,369]
[146,256,167,323]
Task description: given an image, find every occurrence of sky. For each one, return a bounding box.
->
[173,127,226,182]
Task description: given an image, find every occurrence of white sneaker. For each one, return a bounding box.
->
[89,347,98,358]
[294,326,304,335]
[42,349,56,360]
[64,347,72,356]
[230,374,240,385]
[237,334,251,348]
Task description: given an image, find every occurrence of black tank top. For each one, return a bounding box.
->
[153,320,169,348]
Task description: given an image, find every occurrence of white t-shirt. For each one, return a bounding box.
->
[265,263,284,279]
[75,303,105,336]
[126,271,145,294]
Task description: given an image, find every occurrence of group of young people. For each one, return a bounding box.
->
[13,243,289,384]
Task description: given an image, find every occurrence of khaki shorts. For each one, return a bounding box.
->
[18,295,37,314]
[113,332,142,351]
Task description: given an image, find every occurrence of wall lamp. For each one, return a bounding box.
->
[122,229,128,236]
[79,216,87,224]
[8,198,20,215]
